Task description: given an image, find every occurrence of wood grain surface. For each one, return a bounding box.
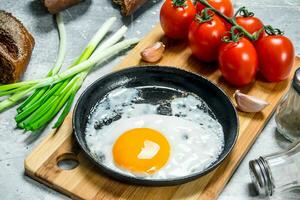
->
[25,24,299,200]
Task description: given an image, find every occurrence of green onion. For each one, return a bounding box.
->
[0,16,139,132]
[52,25,129,128]
[0,13,66,112]
[16,13,67,113]
[16,38,138,131]
[17,16,116,114]
[49,13,67,76]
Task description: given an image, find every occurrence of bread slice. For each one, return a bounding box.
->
[43,0,82,14]
[0,11,35,83]
[113,0,147,16]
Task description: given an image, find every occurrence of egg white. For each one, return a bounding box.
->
[85,87,224,179]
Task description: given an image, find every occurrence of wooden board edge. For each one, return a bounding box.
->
[24,129,58,173]
[24,167,82,200]
[24,113,73,174]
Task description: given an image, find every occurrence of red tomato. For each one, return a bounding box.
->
[218,37,258,86]
[256,35,295,82]
[160,0,196,39]
[196,0,234,17]
[236,16,264,34]
[188,15,227,62]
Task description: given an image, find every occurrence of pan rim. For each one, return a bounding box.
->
[73,66,239,186]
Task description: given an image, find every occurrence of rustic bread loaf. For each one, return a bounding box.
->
[0,11,35,84]
[113,0,147,16]
[43,0,83,14]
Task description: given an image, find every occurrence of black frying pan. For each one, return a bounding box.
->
[73,66,238,186]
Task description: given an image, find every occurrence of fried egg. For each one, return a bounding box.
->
[85,87,224,179]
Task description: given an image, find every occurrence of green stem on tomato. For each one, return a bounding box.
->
[195,8,213,23]
[234,6,254,18]
[196,0,257,41]
[222,26,244,43]
[264,25,284,35]
[172,0,187,7]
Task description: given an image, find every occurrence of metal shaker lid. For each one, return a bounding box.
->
[249,157,273,197]
[293,68,300,93]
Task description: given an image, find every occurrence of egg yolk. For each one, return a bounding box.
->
[112,128,170,174]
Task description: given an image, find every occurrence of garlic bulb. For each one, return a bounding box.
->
[140,42,165,63]
[234,90,269,113]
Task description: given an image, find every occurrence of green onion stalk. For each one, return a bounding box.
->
[23,25,130,130]
[16,16,117,114]
[16,16,119,130]
[0,16,139,132]
[16,13,67,114]
[0,13,66,99]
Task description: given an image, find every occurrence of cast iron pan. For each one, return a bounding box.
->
[73,66,238,186]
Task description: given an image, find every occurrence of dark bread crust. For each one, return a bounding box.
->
[43,0,82,14]
[113,0,147,16]
[0,11,35,83]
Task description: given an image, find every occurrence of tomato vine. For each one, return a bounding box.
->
[195,8,214,23]
[196,0,260,41]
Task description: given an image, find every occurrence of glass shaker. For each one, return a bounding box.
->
[249,140,300,197]
[275,68,300,142]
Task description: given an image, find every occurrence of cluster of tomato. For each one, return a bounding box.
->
[160,0,295,86]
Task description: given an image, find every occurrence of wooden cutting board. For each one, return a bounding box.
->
[25,24,299,200]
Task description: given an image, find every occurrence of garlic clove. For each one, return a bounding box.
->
[140,42,165,63]
[234,90,269,113]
